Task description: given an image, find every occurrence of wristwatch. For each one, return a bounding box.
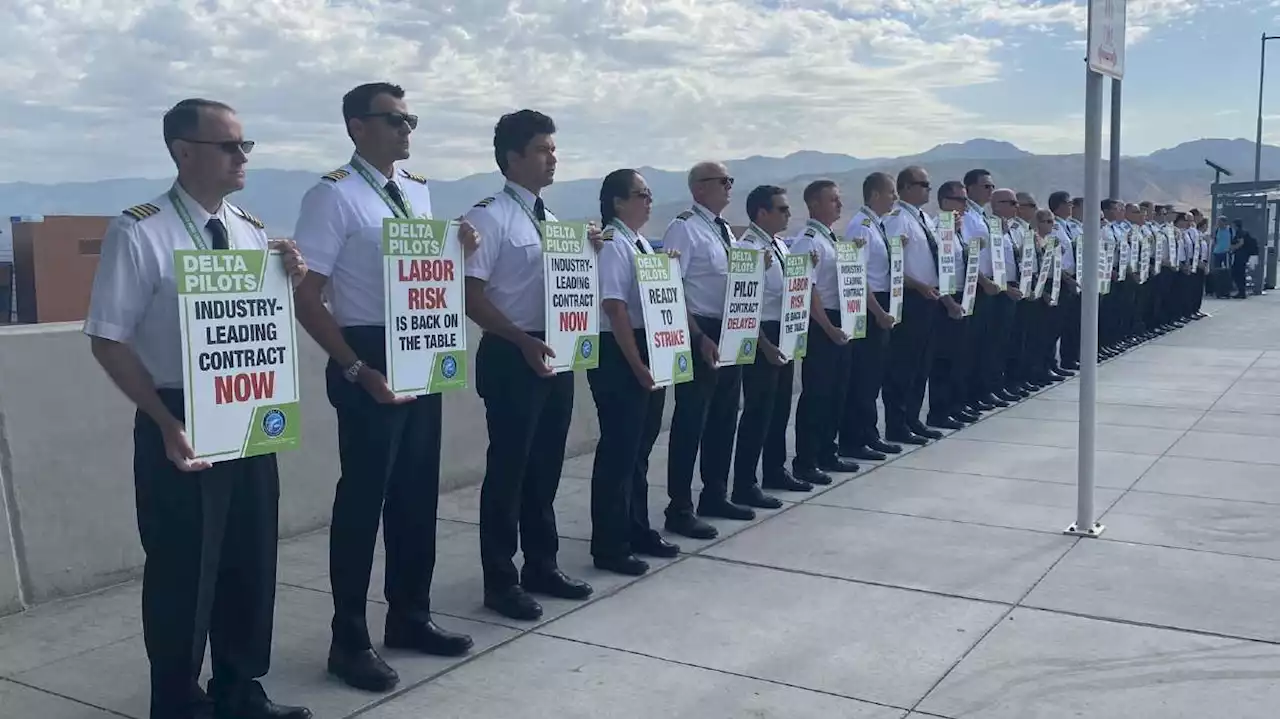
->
[343,359,366,383]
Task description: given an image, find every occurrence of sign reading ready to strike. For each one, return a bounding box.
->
[382,218,468,397]
[176,250,300,463]
[635,253,694,387]
[542,221,600,373]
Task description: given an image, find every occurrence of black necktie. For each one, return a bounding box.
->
[384,181,409,216]
[714,217,733,251]
[635,240,649,255]
[914,210,940,265]
[206,218,229,250]
[534,197,547,222]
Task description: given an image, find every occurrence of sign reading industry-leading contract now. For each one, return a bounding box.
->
[177,249,300,463]
[382,218,468,397]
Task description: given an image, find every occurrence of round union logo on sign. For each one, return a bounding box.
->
[677,354,689,373]
[580,338,594,359]
[441,354,458,380]
[262,409,287,439]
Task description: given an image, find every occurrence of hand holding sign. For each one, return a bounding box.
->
[457,219,481,257]
[587,223,605,252]
[519,333,557,377]
[699,335,720,366]
[269,240,307,285]
[358,366,414,405]
[161,421,213,472]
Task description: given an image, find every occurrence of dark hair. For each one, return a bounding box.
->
[163,98,234,154]
[897,166,925,192]
[963,169,991,188]
[803,179,837,205]
[494,110,556,174]
[1072,197,1084,206]
[1174,212,1189,224]
[1102,199,1120,212]
[937,180,964,205]
[599,169,640,227]
[1048,191,1072,212]
[746,185,786,223]
[342,83,404,126]
[862,172,893,203]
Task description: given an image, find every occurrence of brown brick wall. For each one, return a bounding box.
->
[12,216,110,324]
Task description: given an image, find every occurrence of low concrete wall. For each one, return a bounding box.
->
[0,320,635,613]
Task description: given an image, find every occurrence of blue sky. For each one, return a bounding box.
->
[0,0,1270,183]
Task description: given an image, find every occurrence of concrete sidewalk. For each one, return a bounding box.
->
[4,294,1280,718]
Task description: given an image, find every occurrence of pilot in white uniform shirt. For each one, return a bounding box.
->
[464,181,556,331]
[735,223,786,324]
[844,206,891,294]
[886,199,938,291]
[662,203,731,319]
[598,223,653,333]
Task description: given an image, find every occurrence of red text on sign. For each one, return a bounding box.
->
[214,371,276,405]
[653,329,685,348]
[560,311,588,332]
[399,259,455,283]
[408,286,448,310]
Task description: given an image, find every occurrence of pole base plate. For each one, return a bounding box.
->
[1064,522,1106,538]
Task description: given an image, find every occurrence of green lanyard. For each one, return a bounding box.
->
[806,219,836,245]
[504,185,543,232]
[169,188,222,251]
[691,205,731,255]
[608,219,648,254]
[351,158,413,219]
[748,223,785,266]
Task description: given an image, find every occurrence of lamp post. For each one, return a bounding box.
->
[1254,33,1280,188]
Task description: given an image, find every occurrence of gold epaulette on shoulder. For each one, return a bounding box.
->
[400,169,428,184]
[121,203,161,222]
[675,210,694,221]
[860,217,872,227]
[322,168,351,182]
[231,206,265,229]
[601,226,616,241]
[473,196,495,209]
[803,228,817,238]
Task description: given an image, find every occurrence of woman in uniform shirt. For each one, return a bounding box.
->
[588,169,682,576]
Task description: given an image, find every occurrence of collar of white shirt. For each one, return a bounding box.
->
[692,202,722,222]
[352,153,396,183]
[171,181,227,228]
[504,180,540,208]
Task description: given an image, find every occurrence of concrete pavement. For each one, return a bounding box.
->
[3,293,1280,718]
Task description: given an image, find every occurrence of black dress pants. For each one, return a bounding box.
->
[1060,288,1081,365]
[733,321,793,490]
[475,333,574,592]
[136,390,278,719]
[840,291,890,450]
[587,329,664,559]
[794,309,847,470]
[928,294,969,421]
[1007,297,1035,386]
[978,291,1015,395]
[667,315,741,514]
[884,291,936,431]
[326,326,444,650]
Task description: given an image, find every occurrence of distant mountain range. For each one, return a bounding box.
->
[4,138,1278,239]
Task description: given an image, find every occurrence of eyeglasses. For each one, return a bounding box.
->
[912,181,931,190]
[1019,202,1037,208]
[994,199,1016,205]
[631,189,653,201]
[180,138,254,155]
[776,205,792,214]
[360,112,418,130]
[698,176,734,188]
[941,196,965,204]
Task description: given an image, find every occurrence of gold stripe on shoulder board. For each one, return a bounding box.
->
[601,226,616,240]
[473,196,496,209]
[322,168,351,182]
[122,203,162,221]
[675,210,694,221]
[232,206,265,229]
[803,228,816,238]
[400,169,428,184]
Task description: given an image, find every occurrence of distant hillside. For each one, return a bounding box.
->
[2,138,1274,238]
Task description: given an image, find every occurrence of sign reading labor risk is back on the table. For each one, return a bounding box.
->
[542,220,600,373]
[382,218,468,398]
[176,249,300,463]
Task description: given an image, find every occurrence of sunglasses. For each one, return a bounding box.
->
[181,138,254,155]
[631,189,653,201]
[941,196,965,204]
[698,176,734,188]
[360,112,419,130]
[912,181,931,190]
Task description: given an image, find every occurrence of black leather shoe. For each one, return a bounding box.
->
[522,567,593,600]
[212,685,312,719]
[326,645,399,692]
[384,615,473,657]
[593,554,649,576]
[885,430,928,445]
[697,498,756,521]
[731,485,784,510]
[792,465,833,486]
[665,510,719,539]
[840,445,887,461]
[762,468,813,492]
[953,410,981,423]
[867,438,903,454]
[982,393,1011,408]
[909,423,944,440]
[818,457,860,473]
[927,416,964,430]
[972,399,996,411]
[634,530,681,558]
[484,585,543,621]
[994,389,1020,404]
[1062,361,1081,371]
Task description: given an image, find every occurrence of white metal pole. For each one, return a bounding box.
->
[1070,68,1105,538]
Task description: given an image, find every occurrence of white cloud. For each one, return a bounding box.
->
[0,0,1232,183]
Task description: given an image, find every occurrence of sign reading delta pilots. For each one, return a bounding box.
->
[177,249,300,463]
[542,221,600,373]
[382,218,468,398]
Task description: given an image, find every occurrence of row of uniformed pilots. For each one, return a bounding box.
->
[660,162,756,540]
[587,169,682,576]
[293,83,477,693]
[85,98,311,719]
[463,110,600,621]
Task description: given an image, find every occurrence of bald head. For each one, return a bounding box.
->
[1015,191,1037,222]
[688,161,732,213]
[991,188,1017,219]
